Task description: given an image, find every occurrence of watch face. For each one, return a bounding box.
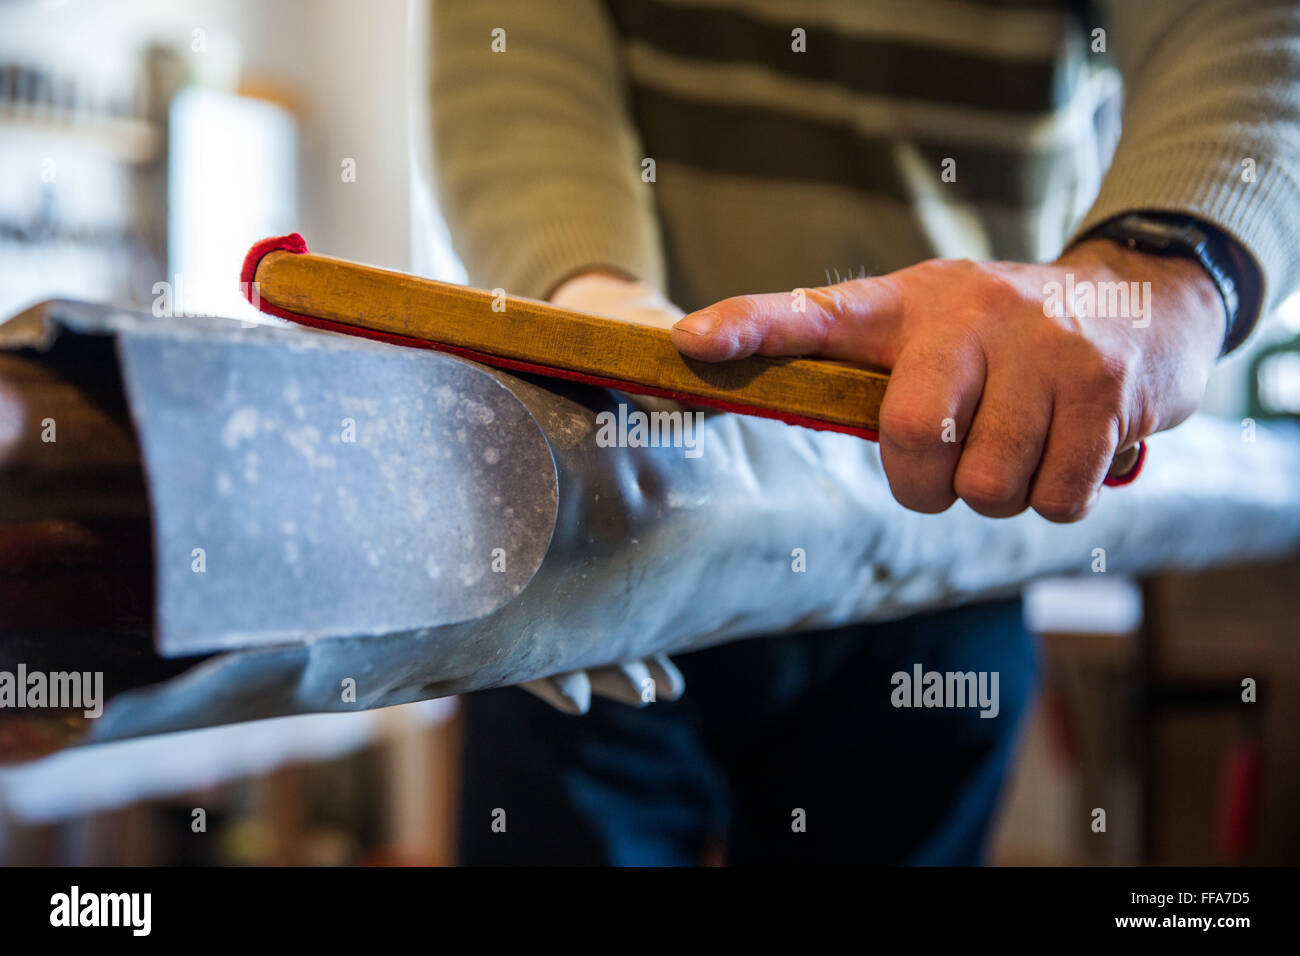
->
[1113,215,1203,251]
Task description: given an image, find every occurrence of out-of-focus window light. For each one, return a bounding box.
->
[1278,290,1300,333]
[1256,351,1300,415]
[166,86,296,324]
[1248,291,1300,418]
[1022,576,1144,636]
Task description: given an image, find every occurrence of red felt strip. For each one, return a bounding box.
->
[241,233,1149,483]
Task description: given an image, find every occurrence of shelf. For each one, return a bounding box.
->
[0,104,161,165]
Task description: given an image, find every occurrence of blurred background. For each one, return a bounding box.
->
[0,0,1298,865]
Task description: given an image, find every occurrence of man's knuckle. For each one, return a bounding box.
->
[880,405,946,452]
[955,466,1024,512]
[715,296,771,350]
[806,284,852,317]
[1031,487,1090,523]
[890,481,958,515]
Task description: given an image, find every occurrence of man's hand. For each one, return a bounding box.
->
[670,241,1226,522]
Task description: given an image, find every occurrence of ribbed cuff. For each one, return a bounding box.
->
[1070,141,1300,341]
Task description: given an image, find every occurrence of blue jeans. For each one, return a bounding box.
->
[458,597,1037,865]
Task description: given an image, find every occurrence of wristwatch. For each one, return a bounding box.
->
[1080,211,1256,356]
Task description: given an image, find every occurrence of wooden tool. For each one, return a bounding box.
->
[241,234,1143,482]
[243,235,887,438]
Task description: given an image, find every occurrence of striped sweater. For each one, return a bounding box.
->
[430,0,1300,339]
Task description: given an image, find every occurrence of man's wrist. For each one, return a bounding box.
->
[1072,212,1258,356]
[1056,238,1227,367]
[548,269,684,329]
[547,267,641,303]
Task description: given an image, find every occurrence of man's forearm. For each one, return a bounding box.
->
[1081,0,1300,339]
[430,0,664,299]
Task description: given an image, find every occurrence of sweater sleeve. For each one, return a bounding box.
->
[428,0,665,300]
[1073,0,1300,339]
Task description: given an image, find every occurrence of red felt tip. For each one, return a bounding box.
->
[240,232,309,319]
[240,233,1148,485]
